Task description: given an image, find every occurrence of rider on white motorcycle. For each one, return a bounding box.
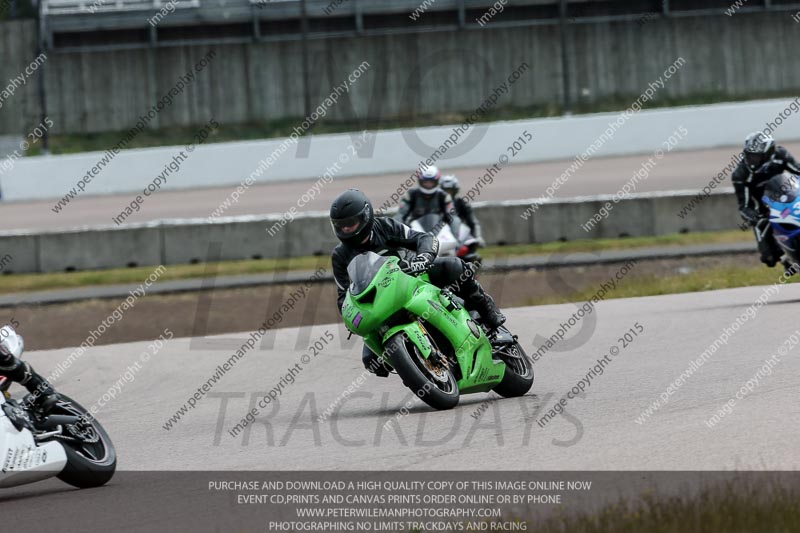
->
[396,165,455,228]
[0,326,58,412]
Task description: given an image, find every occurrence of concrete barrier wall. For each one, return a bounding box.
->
[0,189,743,274]
[4,12,800,136]
[3,98,800,202]
[0,21,39,136]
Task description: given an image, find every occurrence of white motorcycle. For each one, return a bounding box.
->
[0,326,116,489]
[409,213,482,264]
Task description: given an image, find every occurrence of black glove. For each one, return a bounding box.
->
[739,207,759,226]
[399,253,434,275]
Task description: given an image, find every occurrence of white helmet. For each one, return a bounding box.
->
[417,165,441,195]
[0,326,24,359]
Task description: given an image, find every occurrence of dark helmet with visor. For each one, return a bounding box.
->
[330,189,374,246]
[743,131,775,171]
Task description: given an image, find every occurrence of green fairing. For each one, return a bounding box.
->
[342,255,506,394]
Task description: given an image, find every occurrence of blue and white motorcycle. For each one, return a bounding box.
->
[763,171,800,274]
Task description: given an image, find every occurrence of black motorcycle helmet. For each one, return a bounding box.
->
[743,131,776,171]
[330,189,374,246]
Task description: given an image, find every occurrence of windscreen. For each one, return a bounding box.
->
[414,213,442,233]
[347,252,389,295]
[764,172,800,204]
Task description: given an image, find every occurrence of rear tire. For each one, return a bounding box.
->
[493,341,534,398]
[386,332,459,411]
[51,395,117,489]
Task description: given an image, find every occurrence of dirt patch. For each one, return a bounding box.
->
[0,254,761,351]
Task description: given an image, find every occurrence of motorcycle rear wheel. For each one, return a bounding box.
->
[492,340,534,398]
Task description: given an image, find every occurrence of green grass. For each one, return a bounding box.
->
[0,230,753,295]
[521,480,800,533]
[482,229,751,258]
[23,89,800,156]
[0,255,330,295]
[525,263,792,307]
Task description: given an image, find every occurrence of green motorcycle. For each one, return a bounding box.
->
[342,252,534,410]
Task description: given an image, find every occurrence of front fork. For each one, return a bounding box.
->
[379,321,433,365]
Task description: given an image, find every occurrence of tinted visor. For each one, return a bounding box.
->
[745,152,765,169]
[419,178,438,189]
[331,205,369,236]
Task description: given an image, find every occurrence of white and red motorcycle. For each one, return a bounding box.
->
[0,326,116,489]
[409,213,482,264]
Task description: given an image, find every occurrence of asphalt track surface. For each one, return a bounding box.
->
[4,142,799,232]
[3,285,800,528]
[3,284,799,472]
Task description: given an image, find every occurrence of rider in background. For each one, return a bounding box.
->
[330,189,506,376]
[732,132,800,269]
[440,174,486,247]
[395,165,454,226]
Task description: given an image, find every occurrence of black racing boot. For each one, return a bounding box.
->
[455,262,506,330]
[24,370,59,414]
[755,218,780,267]
[4,360,58,413]
[761,249,779,268]
[782,258,800,277]
[465,285,506,330]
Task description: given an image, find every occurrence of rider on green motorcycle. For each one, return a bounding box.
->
[330,189,505,377]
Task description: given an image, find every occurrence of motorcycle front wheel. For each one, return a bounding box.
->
[50,395,117,489]
[385,332,459,411]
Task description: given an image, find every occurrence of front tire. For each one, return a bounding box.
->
[51,395,117,489]
[386,332,459,411]
[493,340,534,398]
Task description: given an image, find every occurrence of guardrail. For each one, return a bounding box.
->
[43,0,198,15]
[0,189,741,274]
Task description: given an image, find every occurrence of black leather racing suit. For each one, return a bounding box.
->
[396,188,454,225]
[452,196,483,241]
[331,216,498,372]
[732,146,800,265]
[0,343,54,405]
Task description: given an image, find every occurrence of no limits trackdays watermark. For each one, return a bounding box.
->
[208,389,585,449]
[0,118,53,178]
[80,328,174,424]
[111,118,219,225]
[520,56,687,221]
[0,52,46,111]
[162,268,328,431]
[228,329,335,438]
[579,125,688,232]
[704,329,800,428]
[207,62,371,221]
[206,260,639,449]
[266,131,371,237]
[26,265,167,404]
